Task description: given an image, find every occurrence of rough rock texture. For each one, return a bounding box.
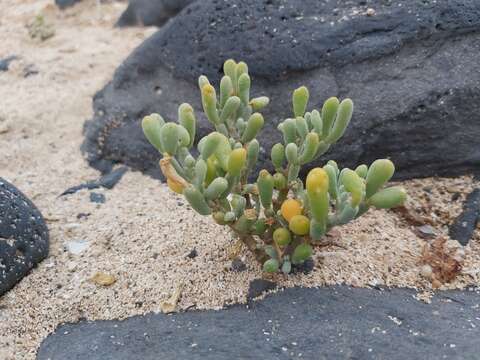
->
[83,0,480,180]
[116,0,195,27]
[450,189,480,246]
[37,286,480,360]
[0,178,49,296]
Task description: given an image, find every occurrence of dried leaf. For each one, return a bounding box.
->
[90,272,116,286]
[160,283,184,313]
[420,237,463,286]
[227,239,244,260]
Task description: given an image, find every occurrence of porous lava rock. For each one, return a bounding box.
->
[83,0,480,180]
[0,178,49,296]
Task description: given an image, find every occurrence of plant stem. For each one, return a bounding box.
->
[238,233,268,264]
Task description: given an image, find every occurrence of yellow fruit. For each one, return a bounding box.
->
[289,215,310,235]
[280,199,302,222]
[167,178,184,194]
[306,168,329,194]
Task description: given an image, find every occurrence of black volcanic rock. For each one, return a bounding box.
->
[449,189,480,246]
[116,0,195,27]
[83,0,480,180]
[37,286,480,360]
[0,178,49,296]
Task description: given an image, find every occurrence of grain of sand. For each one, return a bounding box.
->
[0,1,479,359]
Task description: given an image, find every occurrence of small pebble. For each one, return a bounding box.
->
[90,192,106,204]
[76,212,90,219]
[231,258,247,272]
[0,55,18,71]
[186,249,198,259]
[65,239,89,255]
[416,225,436,239]
[420,264,433,279]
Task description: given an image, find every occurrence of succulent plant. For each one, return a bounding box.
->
[142,59,407,274]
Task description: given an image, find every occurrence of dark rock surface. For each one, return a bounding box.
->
[55,0,82,9]
[83,0,480,180]
[61,166,128,195]
[37,286,480,360]
[0,178,49,296]
[449,189,480,246]
[116,0,195,27]
[247,279,276,300]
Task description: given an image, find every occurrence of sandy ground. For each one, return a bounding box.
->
[0,1,479,359]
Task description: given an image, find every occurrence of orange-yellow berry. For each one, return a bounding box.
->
[289,215,310,235]
[280,199,302,222]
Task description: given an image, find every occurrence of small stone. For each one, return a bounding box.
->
[420,265,433,279]
[89,192,106,204]
[446,186,461,193]
[291,258,315,274]
[90,272,116,286]
[423,186,433,193]
[366,8,376,16]
[65,239,89,255]
[231,258,247,272]
[186,249,197,259]
[76,213,90,219]
[416,225,436,239]
[451,192,461,201]
[0,55,18,72]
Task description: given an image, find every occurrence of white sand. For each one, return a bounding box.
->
[0,1,479,359]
